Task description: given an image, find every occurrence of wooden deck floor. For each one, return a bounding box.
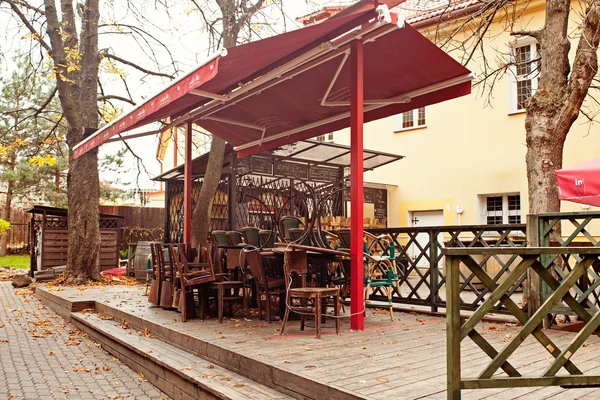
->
[37,283,600,400]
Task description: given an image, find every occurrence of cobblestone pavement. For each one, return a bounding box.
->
[0,282,169,400]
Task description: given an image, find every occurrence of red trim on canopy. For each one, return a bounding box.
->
[74,58,220,159]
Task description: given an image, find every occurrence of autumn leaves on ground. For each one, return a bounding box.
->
[0,281,168,399]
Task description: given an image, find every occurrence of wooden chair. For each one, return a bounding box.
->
[241,227,261,247]
[259,230,276,248]
[280,249,340,338]
[157,244,175,309]
[336,228,351,249]
[148,243,161,305]
[206,245,247,323]
[279,216,304,243]
[168,244,215,322]
[212,230,230,247]
[289,227,311,245]
[243,248,286,323]
[226,231,245,246]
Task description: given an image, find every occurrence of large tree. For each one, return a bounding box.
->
[0,0,179,283]
[421,0,600,214]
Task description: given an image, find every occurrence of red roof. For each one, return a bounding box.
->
[74,0,471,159]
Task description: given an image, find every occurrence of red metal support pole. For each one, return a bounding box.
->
[183,122,192,244]
[350,40,364,330]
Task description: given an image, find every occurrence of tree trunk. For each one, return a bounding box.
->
[65,147,101,283]
[190,9,240,252]
[525,113,565,215]
[0,154,16,257]
[191,137,227,250]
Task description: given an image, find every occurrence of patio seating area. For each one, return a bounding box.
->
[36,283,600,399]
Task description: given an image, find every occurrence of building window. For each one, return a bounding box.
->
[394,107,426,131]
[316,133,334,142]
[481,194,521,224]
[511,40,540,113]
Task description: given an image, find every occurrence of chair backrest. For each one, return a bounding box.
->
[151,243,162,281]
[279,216,303,242]
[243,248,267,288]
[212,230,230,246]
[155,243,173,280]
[283,249,308,287]
[226,231,245,246]
[259,230,276,248]
[170,244,215,285]
[336,229,351,249]
[241,227,260,247]
[289,228,311,245]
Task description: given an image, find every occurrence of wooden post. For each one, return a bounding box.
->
[526,214,542,321]
[350,39,364,331]
[183,123,192,244]
[446,254,461,399]
[430,228,439,313]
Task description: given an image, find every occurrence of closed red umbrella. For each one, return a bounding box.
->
[555,158,600,206]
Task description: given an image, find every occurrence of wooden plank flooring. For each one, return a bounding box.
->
[38,283,600,400]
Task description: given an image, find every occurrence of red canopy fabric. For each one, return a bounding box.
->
[73,6,381,158]
[556,158,600,207]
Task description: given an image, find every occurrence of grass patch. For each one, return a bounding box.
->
[0,255,29,269]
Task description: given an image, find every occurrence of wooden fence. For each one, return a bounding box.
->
[6,208,30,250]
[445,247,600,398]
[99,206,164,251]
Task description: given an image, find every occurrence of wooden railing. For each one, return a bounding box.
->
[532,211,600,321]
[444,247,600,399]
[367,224,526,312]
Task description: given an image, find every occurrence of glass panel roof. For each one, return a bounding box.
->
[154,139,403,181]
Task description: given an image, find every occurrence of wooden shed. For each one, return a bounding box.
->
[27,206,123,273]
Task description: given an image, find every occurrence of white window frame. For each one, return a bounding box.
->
[509,38,539,114]
[394,107,426,131]
[479,193,522,225]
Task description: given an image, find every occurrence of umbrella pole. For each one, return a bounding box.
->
[350,39,365,331]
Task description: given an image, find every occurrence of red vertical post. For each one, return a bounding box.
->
[183,122,192,244]
[350,40,364,330]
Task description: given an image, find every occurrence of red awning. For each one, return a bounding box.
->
[73,5,382,158]
[74,0,471,159]
[556,158,600,207]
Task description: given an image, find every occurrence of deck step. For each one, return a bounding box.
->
[71,311,293,400]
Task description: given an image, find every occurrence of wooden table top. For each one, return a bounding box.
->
[272,242,350,258]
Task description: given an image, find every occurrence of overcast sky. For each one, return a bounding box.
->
[0,1,357,190]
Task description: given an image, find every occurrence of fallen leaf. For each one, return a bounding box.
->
[234,383,244,388]
[203,375,216,379]
[377,378,388,383]
[304,365,317,369]
[208,364,215,369]
[180,366,192,371]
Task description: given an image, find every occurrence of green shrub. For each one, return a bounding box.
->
[0,219,10,236]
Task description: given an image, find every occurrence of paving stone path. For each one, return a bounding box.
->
[0,282,169,400]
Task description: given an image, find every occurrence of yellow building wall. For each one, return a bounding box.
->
[333,0,600,227]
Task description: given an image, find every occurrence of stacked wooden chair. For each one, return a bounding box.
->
[243,247,286,323]
[280,248,340,338]
[168,244,215,322]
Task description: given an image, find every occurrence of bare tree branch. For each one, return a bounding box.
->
[100,50,175,79]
